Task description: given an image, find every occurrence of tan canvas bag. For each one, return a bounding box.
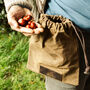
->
[27,14,80,85]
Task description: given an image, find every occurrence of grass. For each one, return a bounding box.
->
[0,29,45,90]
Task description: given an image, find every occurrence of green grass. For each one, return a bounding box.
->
[0,30,45,90]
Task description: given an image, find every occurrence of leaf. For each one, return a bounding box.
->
[0,0,3,4]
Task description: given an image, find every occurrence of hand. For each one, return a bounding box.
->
[7,5,44,36]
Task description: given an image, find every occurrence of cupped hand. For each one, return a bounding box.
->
[7,5,44,36]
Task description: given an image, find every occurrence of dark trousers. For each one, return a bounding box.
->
[78,30,90,90]
[45,30,90,90]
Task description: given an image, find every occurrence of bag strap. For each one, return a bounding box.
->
[71,22,90,75]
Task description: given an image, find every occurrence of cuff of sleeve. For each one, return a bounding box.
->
[4,0,32,12]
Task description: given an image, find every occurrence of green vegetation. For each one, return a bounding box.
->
[0,0,45,90]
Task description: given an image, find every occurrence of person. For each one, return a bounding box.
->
[4,0,90,90]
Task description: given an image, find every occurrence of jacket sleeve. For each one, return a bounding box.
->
[4,0,40,22]
[4,0,32,12]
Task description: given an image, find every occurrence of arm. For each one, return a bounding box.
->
[4,0,44,36]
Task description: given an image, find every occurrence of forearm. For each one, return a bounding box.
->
[4,0,32,13]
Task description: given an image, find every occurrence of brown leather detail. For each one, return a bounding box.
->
[40,65,62,81]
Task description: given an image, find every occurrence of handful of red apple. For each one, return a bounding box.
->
[18,15,37,29]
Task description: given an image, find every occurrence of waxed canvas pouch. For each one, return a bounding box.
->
[27,14,80,85]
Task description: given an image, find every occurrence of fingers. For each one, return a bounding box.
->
[34,28,44,34]
[20,27,34,33]
[35,22,42,28]
[8,17,19,30]
[20,22,44,35]
[33,22,44,34]
[24,8,32,15]
[22,27,44,36]
[22,32,32,37]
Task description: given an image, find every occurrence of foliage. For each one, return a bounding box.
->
[0,0,11,32]
[0,32,45,90]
